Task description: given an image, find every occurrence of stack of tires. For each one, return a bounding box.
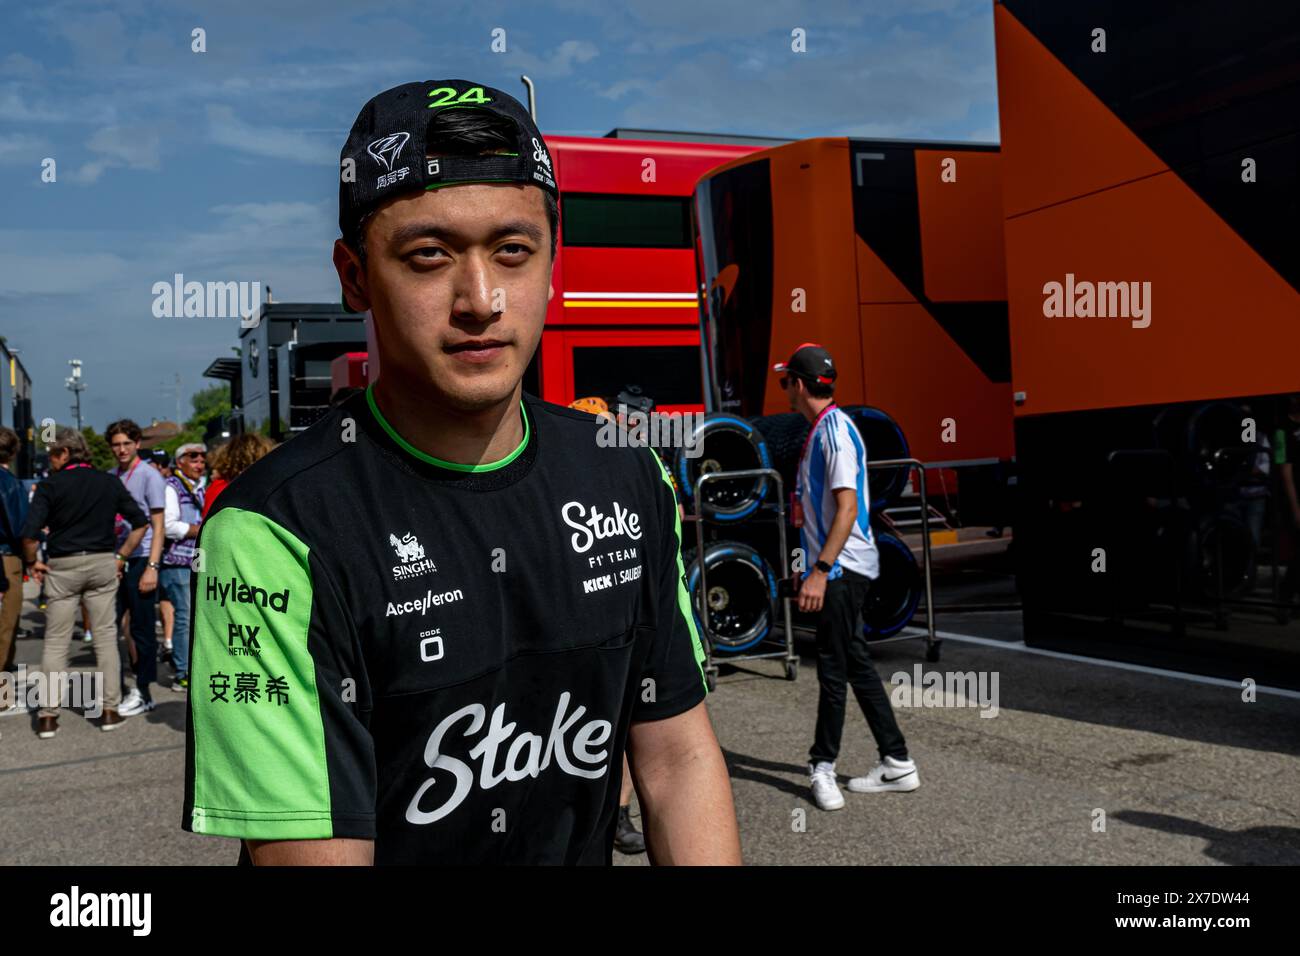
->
[675,415,781,660]
[675,405,924,658]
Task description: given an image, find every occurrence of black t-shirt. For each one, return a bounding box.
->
[21,465,147,556]
[182,387,707,864]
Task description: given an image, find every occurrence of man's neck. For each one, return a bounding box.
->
[371,378,525,466]
[118,455,139,472]
[801,396,834,423]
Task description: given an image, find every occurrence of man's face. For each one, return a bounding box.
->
[109,433,137,467]
[49,449,69,471]
[178,450,206,480]
[335,182,553,412]
[780,375,802,411]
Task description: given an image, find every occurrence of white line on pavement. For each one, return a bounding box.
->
[898,626,1300,701]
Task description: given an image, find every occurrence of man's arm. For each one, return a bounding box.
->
[120,525,146,558]
[817,487,858,569]
[632,449,742,864]
[628,703,741,865]
[19,483,50,570]
[138,509,164,593]
[797,487,857,613]
[245,838,374,866]
[3,476,27,549]
[147,509,165,559]
[184,507,376,859]
[163,484,187,540]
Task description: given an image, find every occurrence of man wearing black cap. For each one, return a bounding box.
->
[774,343,920,811]
[183,80,741,866]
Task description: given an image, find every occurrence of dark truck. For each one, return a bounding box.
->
[205,303,366,443]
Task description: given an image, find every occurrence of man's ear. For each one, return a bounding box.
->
[333,238,370,314]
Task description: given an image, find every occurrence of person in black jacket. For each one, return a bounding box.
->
[20,427,147,738]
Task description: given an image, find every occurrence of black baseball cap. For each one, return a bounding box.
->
[773,342,837,385]
[339,79,558,245]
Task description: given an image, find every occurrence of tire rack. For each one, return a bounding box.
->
[687,467,798,689]
[863,457,941,663]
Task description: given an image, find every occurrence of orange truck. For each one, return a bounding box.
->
[995,0,1300,687]
[693,135,1013,517]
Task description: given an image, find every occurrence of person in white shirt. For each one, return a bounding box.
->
[772,344,920,811]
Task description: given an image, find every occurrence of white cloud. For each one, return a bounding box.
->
[70,125,162,184]
[206,104,335,164]
[0,85,67,123]
[505,38,600,79]
[0,133,54,166]
[598,78,652,100]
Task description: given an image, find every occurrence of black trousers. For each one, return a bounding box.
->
[117,557,158,702]
[809,569,909,765]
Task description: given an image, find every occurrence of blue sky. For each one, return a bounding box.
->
[0,0,999,431]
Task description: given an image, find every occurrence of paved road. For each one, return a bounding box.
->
[3,581,1298,866]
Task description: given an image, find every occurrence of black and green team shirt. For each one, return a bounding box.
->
[182,387,706,865]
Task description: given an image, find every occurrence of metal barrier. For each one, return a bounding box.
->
[689,468,797,686]
[866,457,939,661]
[684,457,943,686]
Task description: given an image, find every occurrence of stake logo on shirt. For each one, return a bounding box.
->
[405,691,613,825]
[561,500,642,554]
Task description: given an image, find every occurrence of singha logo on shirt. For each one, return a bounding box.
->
[389,532,436,581]
[391,532,425,563]
[406,692,612,824]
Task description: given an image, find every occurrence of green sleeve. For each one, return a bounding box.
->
[183,507,375,840]
[633,448,708,721]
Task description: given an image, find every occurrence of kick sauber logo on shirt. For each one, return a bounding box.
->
[562,499,645,595]
[390,531,437,581]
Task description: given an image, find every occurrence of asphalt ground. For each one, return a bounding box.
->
[2,578,1297,866]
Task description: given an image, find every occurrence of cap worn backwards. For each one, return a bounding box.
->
[338,79,558,243]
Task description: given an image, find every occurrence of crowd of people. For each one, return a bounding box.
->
[0,423,274,739]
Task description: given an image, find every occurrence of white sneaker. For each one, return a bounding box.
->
[83,630,93,643]
[809,761,845,810]
[117,689,155,717]
[847,755,920,793]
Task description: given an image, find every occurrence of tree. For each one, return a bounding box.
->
[160,384,231,455]
[81,427,114,470]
